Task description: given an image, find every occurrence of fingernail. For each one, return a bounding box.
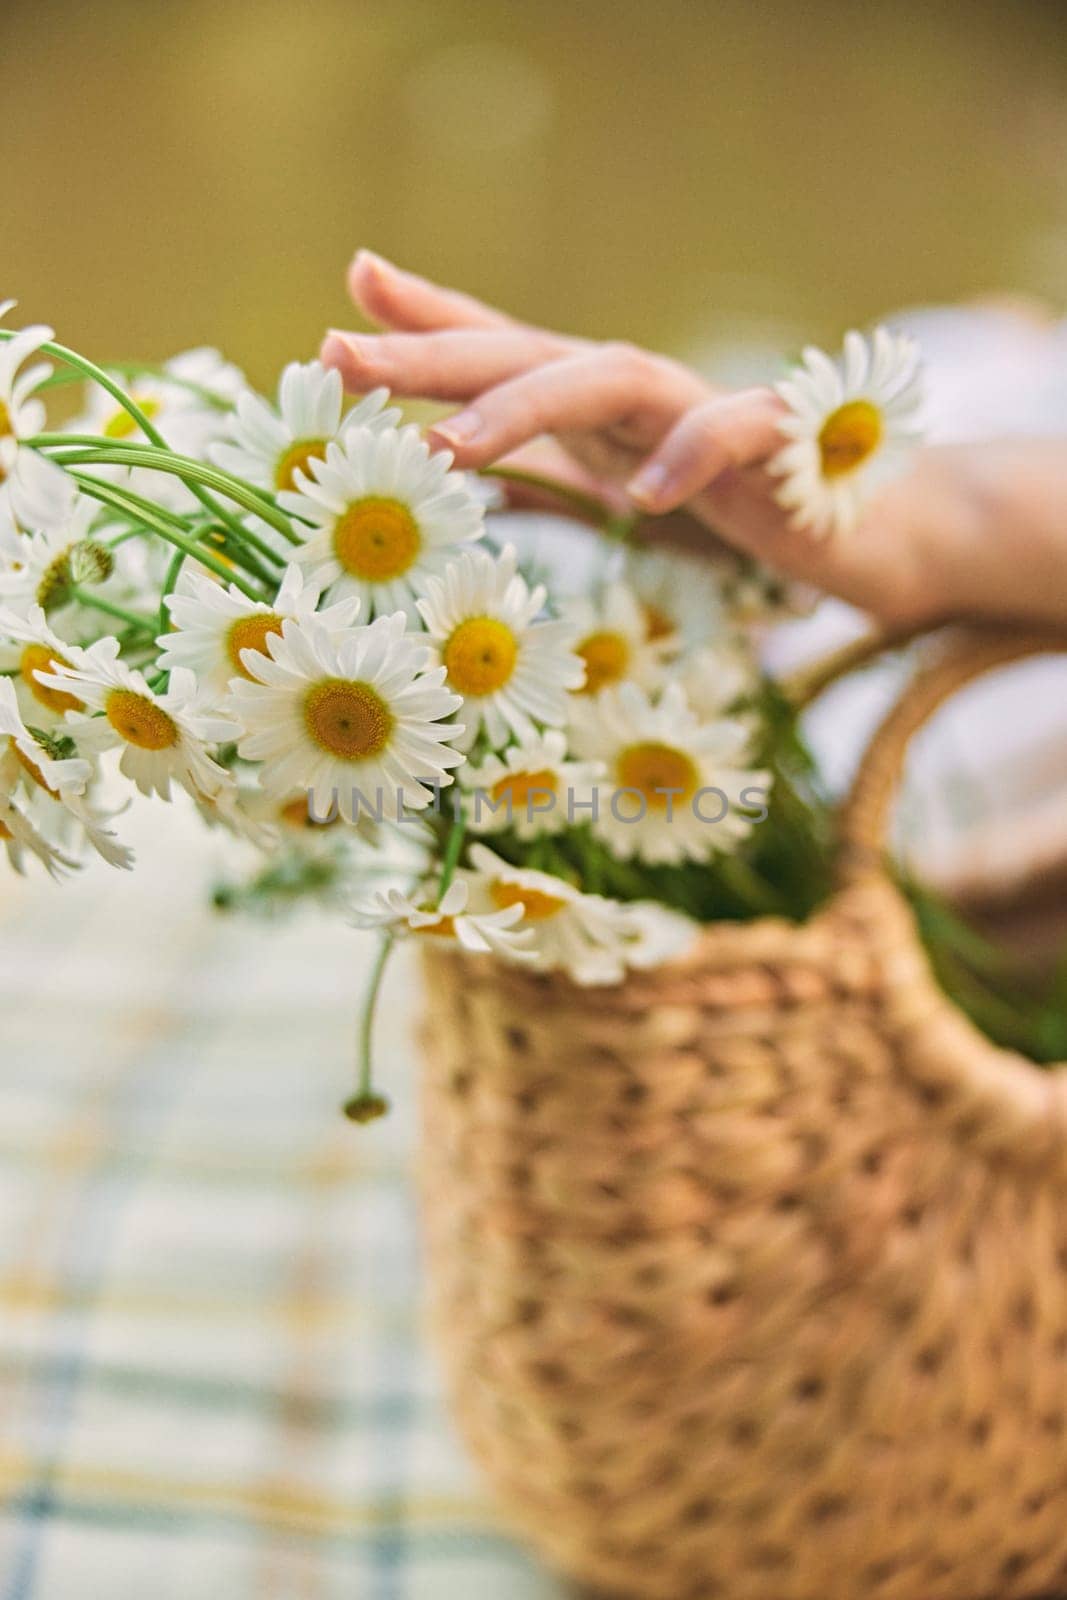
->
[353,248,388,272]
[431,410,482,446]
[627,463,671,507]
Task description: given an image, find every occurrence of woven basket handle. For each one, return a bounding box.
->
[838,625,1067,878]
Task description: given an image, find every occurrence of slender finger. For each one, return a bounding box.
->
[426,344,707,467]
[347,250,519,333]
[626,389,785,511]
[319,326,570,401]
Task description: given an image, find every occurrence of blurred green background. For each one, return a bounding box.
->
[5,0,1067,385]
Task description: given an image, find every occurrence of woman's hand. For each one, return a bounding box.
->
[322,253,1067,631]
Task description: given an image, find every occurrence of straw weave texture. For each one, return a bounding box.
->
[419,630,1067,1600]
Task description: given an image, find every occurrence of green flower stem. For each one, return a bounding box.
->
[344,934,395,1123]
[69,586,156,633]
[480,464,635,540]
[158,549,187,640]
[34,435,287,570]
[2,334,257,544]
[33,436,301,547]
[437,811,467,898]
[72,476,263,600]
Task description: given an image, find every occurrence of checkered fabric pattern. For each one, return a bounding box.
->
[0,804,563,1599]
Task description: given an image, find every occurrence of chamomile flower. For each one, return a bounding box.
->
[0,604,89,727]
[417,544,584,751]
[229,612,464,824]
[0,790,78,879]
[0,676,132,868]
[461,728,603,839]
[38,644,236,803]
[771,327,924,538]
[351,878,535,960]
[568,680,769,865]
[562,579,670,696]
[283,423,485,620]
[163,347,248,410]
[674,637,758,720]
[463,844,666,985]
[0,495,113,616]
[625,547,729,653]
[0,302,75,533]
[0,676,91,797]
[213,359,397,494]
[159,563,362,696]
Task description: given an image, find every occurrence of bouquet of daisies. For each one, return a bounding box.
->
[0,302,924,1116]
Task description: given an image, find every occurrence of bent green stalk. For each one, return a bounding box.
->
[72,476,263,600]
[0,333,258,545]
[33,437,300,548]
[344,934,395,1123]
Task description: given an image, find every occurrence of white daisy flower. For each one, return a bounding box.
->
[159,562,361,696]
[282,423,485,620]
[0,675,91,797]
[463,843,664,986]
[229,612,464,824]
[0,302,76,534]
[0,603,90,726]
[417,544,584,752]
[674,638,758,720]
[0,495,111,615]
[351,878,535,960]
[770,326,924,538]
[163,347,248,409]
[624,547,731,654]
[37,644,236,803]
[562,579,670,696]
[461,728,603,839]
[0,789,78,879]
[213,359,397,494]
[568,680,769,865]
[0,675,132,869]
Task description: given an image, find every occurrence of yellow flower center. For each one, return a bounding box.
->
[642,602,674,642]
[0,819,11,840]
[19,644,83,715]
[490,768,558,807]
[333,497,421,582]
[302,678,394,761]
[443,617,518,697]
[576,629,631,694]
[225,612,284,678]
[817,399,883,480]
[489,879,567,921]
[274,438,328,492]
[103,396,162,440]
[616,741,699,807]
[0,400,12,438]
[105,688,179,750]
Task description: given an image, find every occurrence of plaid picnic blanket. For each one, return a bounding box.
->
[0,802,563,1599]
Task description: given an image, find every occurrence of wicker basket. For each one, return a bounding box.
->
[418,627,1067,1600]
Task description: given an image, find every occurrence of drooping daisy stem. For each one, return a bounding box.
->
[73,475,263,601]
[34,437,300,547]
[344,934,395,1125]
[479,465,635,541]
[0,332,262,547]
